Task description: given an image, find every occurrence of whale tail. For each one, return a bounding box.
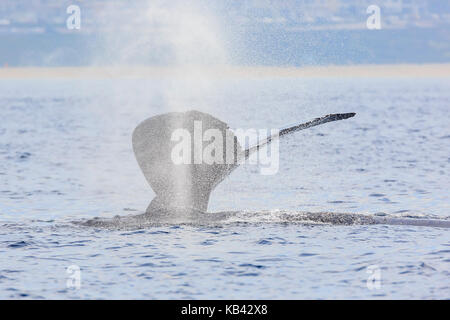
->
[132,111,241,213]
[132,110,355,214]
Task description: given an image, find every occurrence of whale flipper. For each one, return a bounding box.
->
[241,112,356,161]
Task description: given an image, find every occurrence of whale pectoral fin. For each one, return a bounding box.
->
[241,112,356,161]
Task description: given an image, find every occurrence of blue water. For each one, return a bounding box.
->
[0,76,449,299]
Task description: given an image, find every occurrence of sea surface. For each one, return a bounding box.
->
[0,75,449,299]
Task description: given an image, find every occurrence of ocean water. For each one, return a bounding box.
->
[0,75,449,299]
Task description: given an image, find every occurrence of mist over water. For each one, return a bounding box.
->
[85,1,237,208]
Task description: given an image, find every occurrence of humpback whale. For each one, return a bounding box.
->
[132,110,355,215]
[78,110,450,229]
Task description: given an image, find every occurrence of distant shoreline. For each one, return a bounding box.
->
[0,64,449,79]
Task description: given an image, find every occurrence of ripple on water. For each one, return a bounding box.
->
[7,241,30,248]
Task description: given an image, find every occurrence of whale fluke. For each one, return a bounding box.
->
[132,111,241,214]
[132,110,355,214]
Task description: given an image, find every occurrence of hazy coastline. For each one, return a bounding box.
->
[1,63,449,79]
